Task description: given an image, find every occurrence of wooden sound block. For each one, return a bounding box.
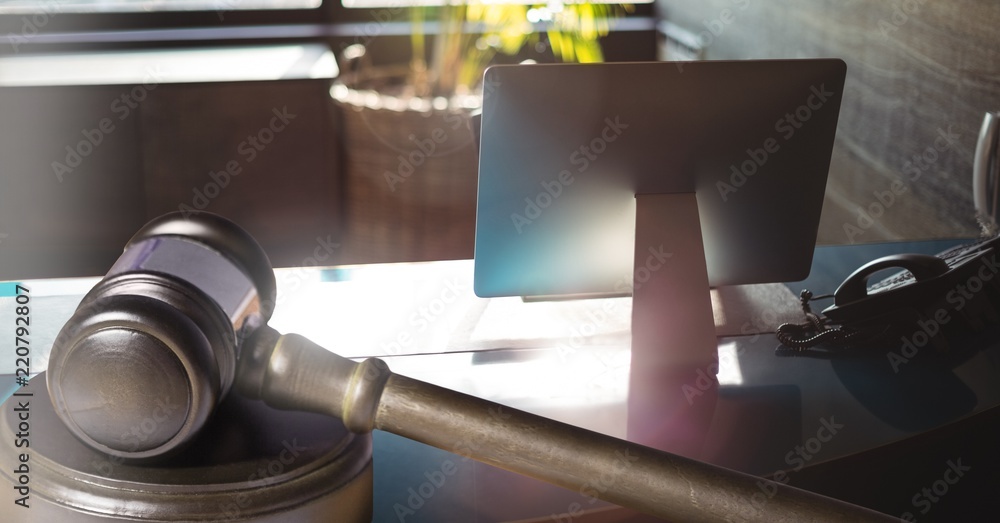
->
[0,373,372,522]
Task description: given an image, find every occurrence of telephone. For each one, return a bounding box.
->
[776,235,1000,353]
[778,111,1000,354]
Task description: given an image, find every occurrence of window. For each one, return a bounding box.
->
[0,0,320,14]
[341,0,647,6]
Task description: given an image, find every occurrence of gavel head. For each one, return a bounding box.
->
[46,212,276,461]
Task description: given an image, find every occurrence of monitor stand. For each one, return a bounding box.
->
[628,193,719,458]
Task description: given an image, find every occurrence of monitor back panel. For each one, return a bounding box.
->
[474,60,847,297]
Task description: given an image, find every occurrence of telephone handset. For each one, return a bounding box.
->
[778,111,1000,353]
[777,235,1000,353]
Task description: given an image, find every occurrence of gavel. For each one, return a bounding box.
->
[46,211,894,522]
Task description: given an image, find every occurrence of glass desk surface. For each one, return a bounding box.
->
[2,239,997,522]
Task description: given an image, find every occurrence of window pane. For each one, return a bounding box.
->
[342,0,647,7]
[0,0,320,14]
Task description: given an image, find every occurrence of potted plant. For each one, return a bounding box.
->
[333,2,631,263]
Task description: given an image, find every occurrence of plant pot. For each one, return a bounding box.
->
[332,69,481,264]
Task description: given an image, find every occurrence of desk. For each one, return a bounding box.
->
[2,239,997,521]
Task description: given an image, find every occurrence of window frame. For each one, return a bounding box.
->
[0,1,655,67]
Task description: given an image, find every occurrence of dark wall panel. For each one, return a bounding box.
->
[0,78,340,281]
[0,85,146,278]
[657,0,1000,244]
[140,80,342,269]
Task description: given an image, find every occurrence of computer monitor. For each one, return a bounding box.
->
[473,60,847,455]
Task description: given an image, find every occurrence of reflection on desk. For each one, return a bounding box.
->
[1,239,997,521]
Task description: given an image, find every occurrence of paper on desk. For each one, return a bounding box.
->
[467,282,804,347]
[261,257,804,357]
[465,296,631,350]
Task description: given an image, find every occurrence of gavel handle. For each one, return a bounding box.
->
[237,325,896,523]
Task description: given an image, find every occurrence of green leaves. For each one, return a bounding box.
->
[409,2,632,97]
